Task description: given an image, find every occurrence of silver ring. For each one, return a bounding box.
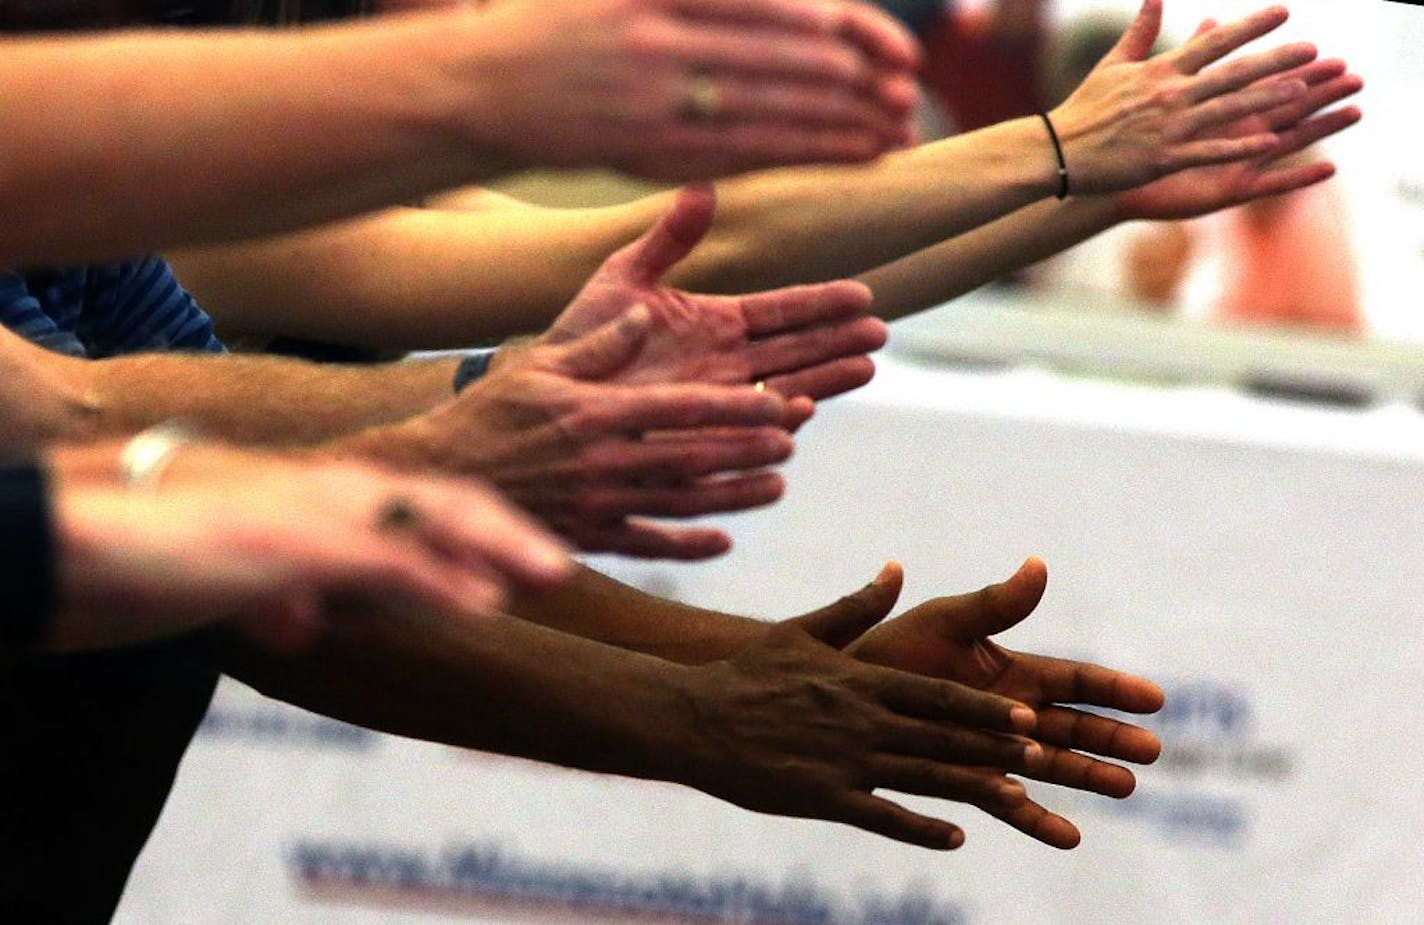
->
[119,421,198,490]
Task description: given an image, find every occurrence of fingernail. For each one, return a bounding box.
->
[1010,705,1037,732]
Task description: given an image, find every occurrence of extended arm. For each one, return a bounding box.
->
[39,439,569,653]
[0,0,919,267]
[0,323,459,449]
[174,3,1352,347]
[170,116,1069,347]
[213,592,1042,850]
[214,554,1162,849]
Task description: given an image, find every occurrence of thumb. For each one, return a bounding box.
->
[791,561,904,649]
[1101,0,1163,65]
[616,183,716,286]
[951,557,1049,643]
[554,304,652,380]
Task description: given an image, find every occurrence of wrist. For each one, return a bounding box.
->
[307,8,520,187]
[988,116,1078,204]
[379,5,525,174]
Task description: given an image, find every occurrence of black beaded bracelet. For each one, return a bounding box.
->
[1038,112,1070,200]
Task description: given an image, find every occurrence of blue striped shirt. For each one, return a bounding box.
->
[0,257,224,358]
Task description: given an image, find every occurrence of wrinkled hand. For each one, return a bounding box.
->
[466,0,920,178]
[48,443,571,653]
[1116,50,1363,220]
[675,621,1041,850]
[396,309,793,559]
[794,558,1164,849]
[1050,1,1321,195]
[540,183,889,422]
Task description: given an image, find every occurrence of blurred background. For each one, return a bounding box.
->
[117,3,1424,924]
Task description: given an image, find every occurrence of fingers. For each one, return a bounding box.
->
[343,537,508,618]
[1168,132,1280,170]
[1169,5,1290,75]
[739,279,874,336]
[1034,704,1163,766]
[1101,0,1163,66]
[764,354,876,402]
[830,0,921,71]
[1184,77,1306,139]
[743,315,888,384]
[980,795,1083,850]
[1239,157,1336,201]
[690,75,909,138]
[584,427,794,482]
[790,560,904,648]
[402,479,573,591]
[875,669,1036,735]
[830,792,965,850]
[871,757,1028,810]
[1026,654,1166,715]
[563,517,732,560]
[566,382,786,434]
[574,470,785,520]
[617,185,716,287]
[667,0,839,32]
[1020,741,1140,799]
[880,715,1041,771]
[657,19,878,88]
[1186,43,1317,106]
[1259,69,1363,134]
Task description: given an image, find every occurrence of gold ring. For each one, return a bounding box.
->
[682,74,721,120]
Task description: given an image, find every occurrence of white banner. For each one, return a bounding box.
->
[119,354,1424,924]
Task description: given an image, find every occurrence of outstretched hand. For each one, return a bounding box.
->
[467,0,921,179]
[395,307,794,560]
[539,183,889,425]
[48,443,572,653]
[795,558,1164,849]
[1051,1,1321,195]
[676,620,1041,851]
[1115,50,1363,220]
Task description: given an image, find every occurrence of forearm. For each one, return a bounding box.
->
[169,201,654,348]
[859,195,1125,321]
[171,117,1072,349]
[0,326,458,446]
[672,117,1069,295]
[507,564,772,665]
[0,11,508,267]
[211,604,696,783]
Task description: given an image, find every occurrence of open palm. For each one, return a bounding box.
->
[540,184,887,403]
[798,558,1165,849]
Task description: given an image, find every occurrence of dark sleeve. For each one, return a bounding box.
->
[0,463,56,646]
